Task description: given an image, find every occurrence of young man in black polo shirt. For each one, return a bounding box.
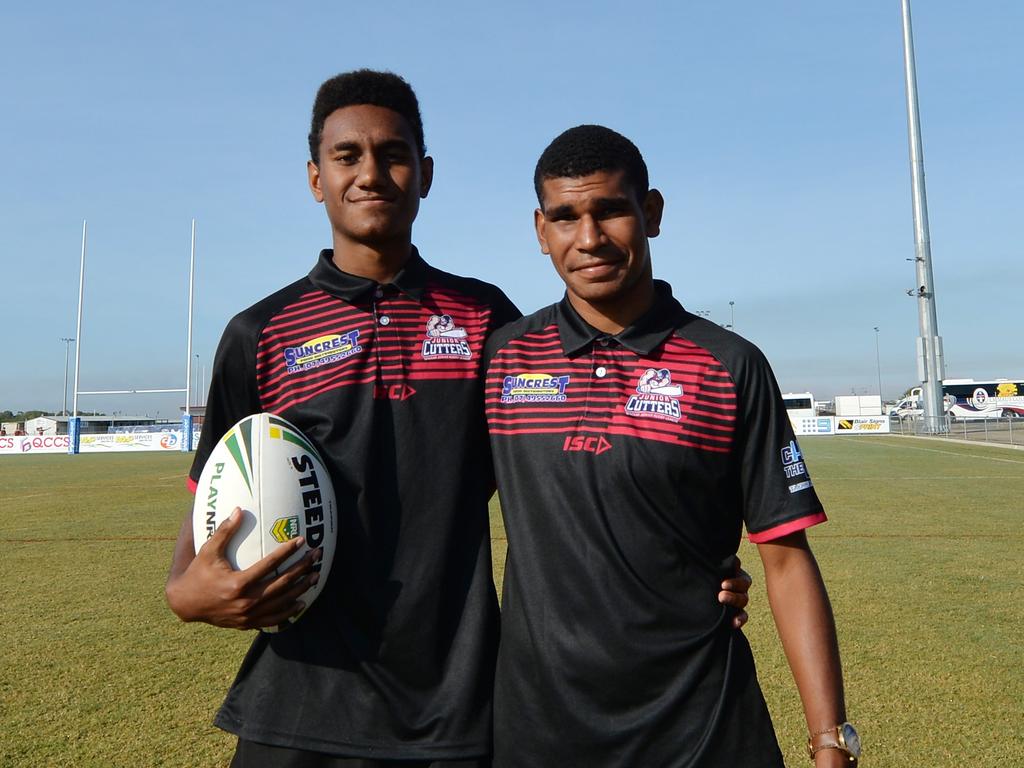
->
[165,70,521,767]
[483,126,859,767]
[165,74,753,766]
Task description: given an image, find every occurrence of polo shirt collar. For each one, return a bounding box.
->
[308,247,430,302]
[556,280,686,357]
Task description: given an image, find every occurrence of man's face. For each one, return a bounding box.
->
[308,104,433,249]
[535,169,663,311]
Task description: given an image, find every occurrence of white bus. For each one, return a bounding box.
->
[781,392,816,420]
[891,379,1024,420]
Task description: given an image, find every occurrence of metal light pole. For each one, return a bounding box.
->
[901,0,947,433]
[874,327,883,402]
[729,301,735,330]
[60,337,75,416]
[194,354,200,406]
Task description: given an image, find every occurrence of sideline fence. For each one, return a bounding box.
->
[891,415,1022,447]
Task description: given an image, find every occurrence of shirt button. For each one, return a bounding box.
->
[374,287,384,298]
[595,366,607,378]
[379,315,391,326]
[598,338,610,347]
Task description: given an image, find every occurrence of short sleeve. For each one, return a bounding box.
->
[487,287,522,337]
[187,315,262,491]
[735,348,826,542]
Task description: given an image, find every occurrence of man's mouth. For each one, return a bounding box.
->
[572,259,623,278]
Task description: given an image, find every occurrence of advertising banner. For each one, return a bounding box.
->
[1,430,200,455]
[835,416,891,434]
[790,416,836,436]
[0,435,72,455]
[79,432,183,452]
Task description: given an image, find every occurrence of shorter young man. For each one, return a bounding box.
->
[483,126,859,767]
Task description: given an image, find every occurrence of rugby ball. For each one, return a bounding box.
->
[192,413,337,631]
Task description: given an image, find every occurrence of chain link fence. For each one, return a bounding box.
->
[890,415,1023,447]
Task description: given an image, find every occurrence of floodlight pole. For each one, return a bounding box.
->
[901,0,947,434]
[729,300,735,330]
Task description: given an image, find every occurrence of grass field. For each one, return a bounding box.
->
[1,436,1021,766]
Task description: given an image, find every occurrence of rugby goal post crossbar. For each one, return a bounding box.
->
[68,219,199,454]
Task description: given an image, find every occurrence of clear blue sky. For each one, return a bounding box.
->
[2,1,1021,417]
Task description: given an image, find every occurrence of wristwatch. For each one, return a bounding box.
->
[807,722,861,762]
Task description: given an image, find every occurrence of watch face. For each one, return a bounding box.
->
[841,723,861,757]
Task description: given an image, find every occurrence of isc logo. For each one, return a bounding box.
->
[373,383,417,401]
[562,434,612,455]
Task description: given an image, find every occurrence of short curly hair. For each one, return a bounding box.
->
[308,69,426,164]
[534,125,649,206]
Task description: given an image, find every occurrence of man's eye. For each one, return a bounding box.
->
[337,154,358,164]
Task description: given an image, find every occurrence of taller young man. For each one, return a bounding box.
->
[165,70,520,767]
[483,125,859,767]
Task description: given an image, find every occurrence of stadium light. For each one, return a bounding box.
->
[729,300,735,330]
[901,0,947,433]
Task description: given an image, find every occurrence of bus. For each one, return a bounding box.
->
[891,379,1024,420]
[781,392,816,420]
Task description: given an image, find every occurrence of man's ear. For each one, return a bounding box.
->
[308,161,324,203]
[534,208,550,254]
[643,189,665,237]
[419,155,434,199]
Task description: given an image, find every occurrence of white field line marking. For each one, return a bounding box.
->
[850,439,1024,465]
[827,476,1018,480]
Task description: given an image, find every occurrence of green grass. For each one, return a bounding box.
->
[2,438,1022,766]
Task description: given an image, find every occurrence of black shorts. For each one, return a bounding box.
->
[230,739,492,768]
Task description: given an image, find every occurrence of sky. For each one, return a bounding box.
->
[1,1,1021,417]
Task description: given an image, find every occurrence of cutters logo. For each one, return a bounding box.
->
[563,434,612,455]
[160,433,178,449]
[501,373,570,404]
[421,314,472,360]
[625,368,683,422]
[284,331,361,373]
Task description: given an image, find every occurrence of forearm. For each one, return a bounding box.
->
[165,510,200,621]
[759,534,846,735]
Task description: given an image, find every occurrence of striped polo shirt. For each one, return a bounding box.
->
[189,248,520,759]
[482,280,825,768]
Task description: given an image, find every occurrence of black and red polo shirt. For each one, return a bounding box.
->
[482,281,825,768]
[189,248,520,759]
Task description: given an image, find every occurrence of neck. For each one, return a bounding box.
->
[330,236,414,283]
[568,280,655,335]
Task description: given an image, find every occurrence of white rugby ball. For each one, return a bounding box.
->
[192,413,337,631]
